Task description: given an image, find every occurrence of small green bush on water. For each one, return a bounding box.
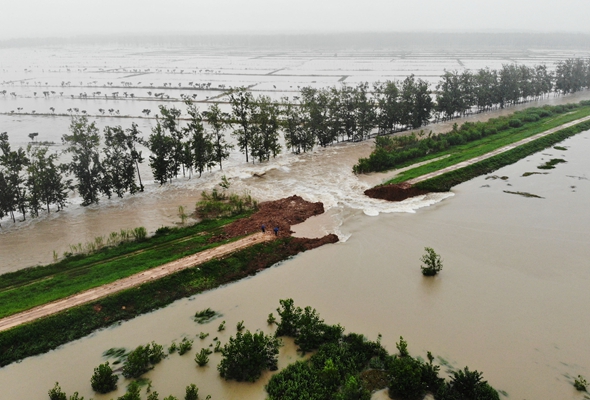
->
[574,375,588,391]
[117,381,141,400]
[178,337,193,355]
[122,342,164,379]
[90,361,118,394]
[217,320,226,332]
[48,383,67,400]
[194,308,219,324]
[218,330,281,382]
[195,348,212,366]
[420,247,443,276]
[196,188,258,219]
[537,158,567,170]
[267,313,277,325]
[198,332,209,340]
[236,320,245,332]
[185,384,199,400]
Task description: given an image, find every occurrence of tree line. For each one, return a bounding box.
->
[2,58,589,222]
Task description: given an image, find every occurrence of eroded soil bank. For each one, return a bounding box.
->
[364,183,430,202]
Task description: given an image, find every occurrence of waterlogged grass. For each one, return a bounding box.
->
[0,213,251,319]
[0,237,313,367]
[384,106,590,185]
[414,120,590,192]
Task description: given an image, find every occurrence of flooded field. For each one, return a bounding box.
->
[1,45,590,399]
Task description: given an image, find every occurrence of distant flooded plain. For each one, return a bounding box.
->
[1,46,590,399]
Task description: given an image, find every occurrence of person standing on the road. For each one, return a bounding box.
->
[273,226,279,236]
[261,224,266,233]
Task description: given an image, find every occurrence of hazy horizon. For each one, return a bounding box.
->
[2,0,590,41]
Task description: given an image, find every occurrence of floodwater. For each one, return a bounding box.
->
[1,46,590,399]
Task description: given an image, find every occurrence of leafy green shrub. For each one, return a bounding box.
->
[218,330,281,382]
[388,356,426,400]
[90,361,118,393]
[334,375,371,400]
[185,384,199,400]
[117,381,141,400]
[122,342,164,378]
[195,348,212,366]
[420,247,443,276]
[194,308,219,324]
[48,382,67,400]
[574,375,588,391]
[178,338,194,355]
[508,118,523,128]
[133,227,147,241]
[236,320,245,332]
[443,367,499,400]
[217,320,226,332]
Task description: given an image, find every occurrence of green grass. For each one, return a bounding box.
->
[0,236,321,367]
[414,120,590,192]
[383,106,590,185]
[0,213,251,319]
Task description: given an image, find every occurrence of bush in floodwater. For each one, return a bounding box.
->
[574,375,588,391]
[48,382,67,400]
[90,361,118,393]
[441,367,500,400]
[218,330,281,382]
[420,247,443,276]
[117,381,141,400]
[132,226,147,241]
[122,342,164,379]
[178,337,193,355]
[185,384,199,400]
[194,308,219,324]
[388,355,426,400]
[195,348,212,366]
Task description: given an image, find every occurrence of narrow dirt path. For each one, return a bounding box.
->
[0,232,274,333]
[407,115,590,184]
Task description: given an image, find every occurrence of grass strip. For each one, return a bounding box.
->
[414,120,590,192]
[0,237,321,367]
[384,106,590,184]
[0,214,251,319]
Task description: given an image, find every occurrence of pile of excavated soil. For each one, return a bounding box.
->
[364,183,430,202]
[221,195,327,239]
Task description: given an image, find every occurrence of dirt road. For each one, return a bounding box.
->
[0,232,274,333]
[407,115,590,184]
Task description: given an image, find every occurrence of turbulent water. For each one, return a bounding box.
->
[1,45,590,399]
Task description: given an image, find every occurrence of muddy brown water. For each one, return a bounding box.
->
[0,129,589,399]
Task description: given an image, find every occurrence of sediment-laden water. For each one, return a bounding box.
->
[1,46,590,399]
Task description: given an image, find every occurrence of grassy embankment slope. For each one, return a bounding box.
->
[0,215,247,319]
[361,102,590,192]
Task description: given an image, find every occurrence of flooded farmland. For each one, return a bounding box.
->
[1,44,590,399]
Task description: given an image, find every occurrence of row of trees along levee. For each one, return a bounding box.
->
[2,58,590,224]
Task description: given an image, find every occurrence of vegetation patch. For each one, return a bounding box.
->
[0,235,337,368]
[503,191,544,199]
[537,158,567,170]
[412,119,590,192]
[522,172,547,177]
[553,146,568,151]
[193,308,221,324]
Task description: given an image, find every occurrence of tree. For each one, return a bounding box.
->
[420,247,443,276]
[374,80,401,135]
[147,117,176,184]
[218,330,281,382]
[102,125,139,198]
[203,103,233,169]
[126,122,144,191]
[184,101,213,177]
[62,116,103,205]
[122,343,164,379]
[158,105,185,177]
[301,87,331,147]
[90,361,118,394]
[229,87,255,163]
[353,82,376,141]
[26,144,70,216]
[250,95,281,162]
[117,381,141,400]
[0,132,29,221]
[400,75,433,129]
[281,97,313,154]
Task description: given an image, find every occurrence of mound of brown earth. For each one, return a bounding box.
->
[221,195,326,239]
[364,183,430,202]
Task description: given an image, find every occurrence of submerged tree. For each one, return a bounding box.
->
[250,95,281,162]
[203,103,233,169]
[229,87,255,163]
[102,125,139,198]
[62,116,103,206]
